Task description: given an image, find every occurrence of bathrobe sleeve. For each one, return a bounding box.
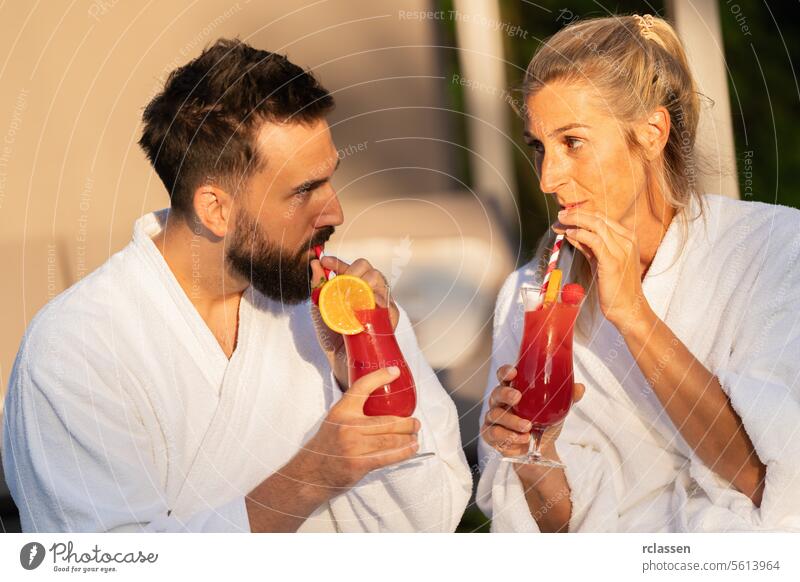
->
[475,270,621,532]
[327,306,473,532]
[688,229,800,531]
[2,333,249,533]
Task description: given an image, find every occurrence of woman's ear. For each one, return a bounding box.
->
[637,106,671,161]
[192,182,233,238]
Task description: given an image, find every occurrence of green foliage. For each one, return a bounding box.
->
[718,0,800,209]
[456,505,492,533]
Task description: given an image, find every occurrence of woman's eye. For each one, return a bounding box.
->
[531,140,545,155]
[565,137,583,151]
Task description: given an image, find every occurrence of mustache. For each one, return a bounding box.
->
[306,226,335,250]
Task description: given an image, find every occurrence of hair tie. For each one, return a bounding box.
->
[634,14,657,41]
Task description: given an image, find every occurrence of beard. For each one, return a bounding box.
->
[226,208,334,304]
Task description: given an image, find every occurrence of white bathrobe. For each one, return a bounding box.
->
[477,194,800,532]
[2,210,472,533]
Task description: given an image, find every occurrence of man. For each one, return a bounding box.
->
[2,39,471,532]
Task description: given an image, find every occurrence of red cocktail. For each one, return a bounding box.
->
[344,306,416,417]
[505,285,584,467]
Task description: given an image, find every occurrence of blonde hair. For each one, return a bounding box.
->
[523,15,704,336]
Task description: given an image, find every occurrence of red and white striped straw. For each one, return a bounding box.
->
[314,245,337,280]
[539,234,565,298]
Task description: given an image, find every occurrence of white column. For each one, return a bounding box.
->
[667,0,740,199]
[452,0,518,229]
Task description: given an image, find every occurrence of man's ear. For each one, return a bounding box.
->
[191,182,233,238]
[637,106,670,161]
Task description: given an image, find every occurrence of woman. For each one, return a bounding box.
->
[478,15,800,533]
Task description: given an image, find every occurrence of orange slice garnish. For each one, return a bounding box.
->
[544,269,563,304]
[317,275,376,335]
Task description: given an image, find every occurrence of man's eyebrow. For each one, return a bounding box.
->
[291,157,340,193]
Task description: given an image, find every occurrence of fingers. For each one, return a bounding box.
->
[485,406,532,433]
[567,239,596,263]
[496,365,517,385]
[309,259,327,288]
[361,269,391,308]
[488,384,521,409]
[321,256,392,308]
[338,367,399,412]
[359,415,420,435]
[556,210,628,258]
[363,441,420,468]
[345,258,376,279]
[360,433,418,455]
[320,255,351,274]
[573,382,585,403]
[321,256,376,279]
[557,210,633,241]
[564,227,614,265]
[481,423,531,453]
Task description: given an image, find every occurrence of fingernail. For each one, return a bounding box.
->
[387,366,400,375]
[523,421,532,432]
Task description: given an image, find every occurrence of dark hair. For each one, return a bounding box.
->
[138,38,334,216]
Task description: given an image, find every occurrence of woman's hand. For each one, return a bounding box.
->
[481,365,584,457]
[554,209,651,331]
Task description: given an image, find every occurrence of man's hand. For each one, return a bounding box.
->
[298,366,420,491]
[310,256,399,388]
[244,367,420,532]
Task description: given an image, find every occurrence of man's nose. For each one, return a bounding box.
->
[538,151,569,194]
[314,186,344,228]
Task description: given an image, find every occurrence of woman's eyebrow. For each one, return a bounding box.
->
[523,123,590,144]
[548,123,590,137]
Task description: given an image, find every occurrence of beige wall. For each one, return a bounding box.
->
[1,0,475,394]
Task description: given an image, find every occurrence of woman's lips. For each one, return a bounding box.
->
[560,201,586,211]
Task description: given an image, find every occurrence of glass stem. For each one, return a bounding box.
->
[530,429,544,459]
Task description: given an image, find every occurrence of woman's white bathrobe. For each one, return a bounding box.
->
[477,194,800,532]
[2,210,472,533]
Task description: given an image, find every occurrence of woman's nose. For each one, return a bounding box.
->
[538,152,569,194]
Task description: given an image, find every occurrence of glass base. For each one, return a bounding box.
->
[501,453,564,468]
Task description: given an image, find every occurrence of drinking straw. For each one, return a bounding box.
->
[539,233,565,300]
[314,245,337,280]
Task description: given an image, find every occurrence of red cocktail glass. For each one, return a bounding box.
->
[344,305,434,463]
[503,286,584,467]
[345,306,416,416]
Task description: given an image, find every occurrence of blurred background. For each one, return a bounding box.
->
[1,0,797,533]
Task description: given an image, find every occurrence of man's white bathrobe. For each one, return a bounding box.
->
[2,210,472,532]
[477,194,800,532]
